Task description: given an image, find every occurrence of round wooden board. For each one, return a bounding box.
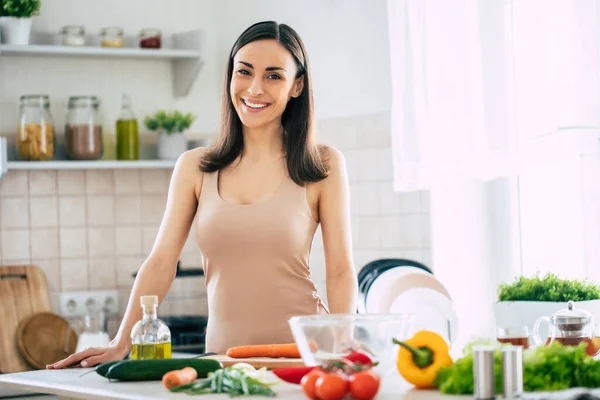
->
[16,312,78,370]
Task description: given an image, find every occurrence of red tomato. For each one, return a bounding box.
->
[315,372,349,400]
[348,370,380,400]
[301,368,326,399]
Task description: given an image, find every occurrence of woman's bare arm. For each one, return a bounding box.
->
[48,148,205,368]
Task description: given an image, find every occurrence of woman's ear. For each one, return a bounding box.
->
[291,75,304,98]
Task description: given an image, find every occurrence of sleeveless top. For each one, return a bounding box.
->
[195,170,329,354]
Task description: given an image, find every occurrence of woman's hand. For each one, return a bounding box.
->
[46,340,130,369]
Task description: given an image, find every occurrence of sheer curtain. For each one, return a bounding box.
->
[387,0,600,349]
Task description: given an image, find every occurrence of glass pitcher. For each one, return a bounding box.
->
[533,301,595,347]
[75,309,110,352]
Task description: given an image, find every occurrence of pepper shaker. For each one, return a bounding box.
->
[473,346,496,400]
[502,346,523,399]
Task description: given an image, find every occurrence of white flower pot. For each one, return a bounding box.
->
[158,131,188,160]
[0,17,33,45]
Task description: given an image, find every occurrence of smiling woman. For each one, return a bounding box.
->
[47,21,358,368]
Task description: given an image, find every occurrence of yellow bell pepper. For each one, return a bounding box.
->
[393,330,454,389]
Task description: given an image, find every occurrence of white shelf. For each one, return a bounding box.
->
[0,29,205,98]
[6,160,176,170]
[0,44,201,59]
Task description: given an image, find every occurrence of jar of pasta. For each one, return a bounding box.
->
[17,95,55,161]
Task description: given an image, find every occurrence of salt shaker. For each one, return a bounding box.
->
[473,346,496,400]
[502,346,523,399]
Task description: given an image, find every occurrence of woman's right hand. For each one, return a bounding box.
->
[46,340,130,369]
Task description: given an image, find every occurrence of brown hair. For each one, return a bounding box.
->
[199,21,328,185]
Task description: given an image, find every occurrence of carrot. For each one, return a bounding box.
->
[162,367,198,390]
[226,343,301,358]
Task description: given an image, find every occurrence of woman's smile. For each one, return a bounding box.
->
[241,98,272,113]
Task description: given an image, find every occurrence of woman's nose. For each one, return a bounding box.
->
[248,77,264,96]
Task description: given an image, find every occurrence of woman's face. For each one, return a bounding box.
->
[230,39,304,130]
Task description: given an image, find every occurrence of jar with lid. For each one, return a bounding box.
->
[100,27,124,48]
[17,95,55,161]
[60,25,85,46]
[65,96,104,160]
[139,28,162,49]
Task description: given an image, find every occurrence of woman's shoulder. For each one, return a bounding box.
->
[316,144,346,174]
[171,147,209,199]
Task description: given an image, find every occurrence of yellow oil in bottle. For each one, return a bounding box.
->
[130,342,172,360]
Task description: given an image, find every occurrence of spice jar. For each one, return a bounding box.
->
[60,25,85,46]
[139,28,162,49]
[17,95,55,161]
[100,27,124,48]
[65,96,104,160]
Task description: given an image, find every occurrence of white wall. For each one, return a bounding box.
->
[0,0,391,136]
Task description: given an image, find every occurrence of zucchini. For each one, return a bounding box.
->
[105,358,223,381]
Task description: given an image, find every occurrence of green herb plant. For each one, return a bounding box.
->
[170,364,277,397]
[1,0,42,18]
[434,341,600,395]
[143,110,196,136]
[497,273,600,302]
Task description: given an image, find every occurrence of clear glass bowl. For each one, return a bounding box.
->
[289,313,415,377]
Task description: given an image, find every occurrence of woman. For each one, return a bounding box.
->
[48,20,358,369]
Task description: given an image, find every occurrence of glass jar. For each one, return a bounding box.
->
[65,96,104,160]
[17,95,55,161]
[116,93,139,160]
[100,27,124,48]
[59,25,85,46]
[130,295,172,360]
[139,28,162,49]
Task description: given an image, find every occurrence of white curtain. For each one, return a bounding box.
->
[387,0,600,350]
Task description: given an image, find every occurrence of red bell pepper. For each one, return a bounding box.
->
[343,351,375,367]
[272,366,317,384]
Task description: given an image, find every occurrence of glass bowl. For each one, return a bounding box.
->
[288,313,415,377]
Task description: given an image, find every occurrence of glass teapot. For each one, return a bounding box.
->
[533,301,595,347]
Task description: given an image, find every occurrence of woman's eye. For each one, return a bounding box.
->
[237,69,250,75]
[267,74,281,80]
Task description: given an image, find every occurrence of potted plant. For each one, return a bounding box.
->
[0,0,41,45]
[144,110,195,160]
[494,273,600,338]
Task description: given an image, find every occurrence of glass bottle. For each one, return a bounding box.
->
[65,96,103,160]
[116,94,139,160]
[17,95,55,161]
[130,295,172,360]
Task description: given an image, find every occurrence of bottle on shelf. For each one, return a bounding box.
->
[116,93,139,160]
[130,295,172,360]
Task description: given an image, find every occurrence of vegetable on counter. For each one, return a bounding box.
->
[162,367,198,390]
[343,350,375,368]
[226,343,301,359]
[300,358,380,400]
[169,362,278,397]
[392,330,453,389]
[434,340,600,395]
[94,358,222,382]
[272,366,317,384]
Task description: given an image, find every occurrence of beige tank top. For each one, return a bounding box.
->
[195,170,329,354]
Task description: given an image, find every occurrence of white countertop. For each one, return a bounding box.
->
[0,367,466,400]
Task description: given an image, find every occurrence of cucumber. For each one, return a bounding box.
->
[95,361,122,377]
[105,358,223,381]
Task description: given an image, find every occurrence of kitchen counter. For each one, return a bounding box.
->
[0,368,467,400]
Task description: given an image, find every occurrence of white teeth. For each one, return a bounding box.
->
[243,99,269,109]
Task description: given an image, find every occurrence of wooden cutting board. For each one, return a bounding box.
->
[0,265,52,373]
[204,355,305,369]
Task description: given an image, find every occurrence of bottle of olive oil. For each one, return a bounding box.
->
[130,295,172,360]
[116,93,139,160]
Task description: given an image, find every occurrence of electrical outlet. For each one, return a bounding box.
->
[59,290,120,318]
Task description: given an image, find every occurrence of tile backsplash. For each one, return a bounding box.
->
[0,111,431,336]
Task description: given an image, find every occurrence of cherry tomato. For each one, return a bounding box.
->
[315,372,349,400]
[348,370,380,400]
[301,368,326,399]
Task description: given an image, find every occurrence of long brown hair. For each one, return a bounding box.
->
[199,21,328,185]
